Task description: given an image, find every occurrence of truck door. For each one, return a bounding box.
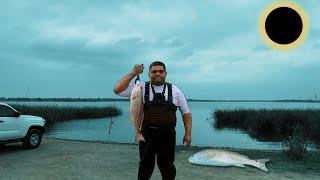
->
[0,105,20,140]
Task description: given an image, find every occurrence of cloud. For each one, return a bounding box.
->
[0,0,319,98]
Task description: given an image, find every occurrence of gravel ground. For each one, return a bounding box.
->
[1,137,319,180]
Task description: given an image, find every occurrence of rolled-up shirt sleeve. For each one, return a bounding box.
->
[116,83,135,98]
[176,87,191,115]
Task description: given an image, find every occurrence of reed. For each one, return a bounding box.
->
[10,104,121,126]
[214,109,320,159]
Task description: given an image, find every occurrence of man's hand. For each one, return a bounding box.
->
[182,113,192,148]
[183,134,191,147]
[131,64,144,76]
[136,132,145,143]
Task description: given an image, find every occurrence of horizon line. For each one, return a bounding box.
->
[1,97,319,102]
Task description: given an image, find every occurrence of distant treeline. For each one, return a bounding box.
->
[1,97,320,103]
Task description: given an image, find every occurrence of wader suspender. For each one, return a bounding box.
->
[144,82,173,103]
[145,82,150,104]
[167,83,173,103]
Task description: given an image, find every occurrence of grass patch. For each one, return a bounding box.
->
[214,109,320,159]
[9,104,122,127]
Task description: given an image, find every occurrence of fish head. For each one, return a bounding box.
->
[188,150,210,163]
[135,81,142,91]
[188,155,199,163]
[135,80,141,86]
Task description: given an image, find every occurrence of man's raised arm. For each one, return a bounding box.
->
[113,64,144,94]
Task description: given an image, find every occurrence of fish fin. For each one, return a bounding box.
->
[257,159,270,172]
[224,150,249,159]
[235,164,245,168]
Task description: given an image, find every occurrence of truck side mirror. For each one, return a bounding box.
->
[15,111,21,117]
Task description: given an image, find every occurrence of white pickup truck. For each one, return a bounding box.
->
[0,102,46,149]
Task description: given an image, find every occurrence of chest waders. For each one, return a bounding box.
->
[138,82,177,180]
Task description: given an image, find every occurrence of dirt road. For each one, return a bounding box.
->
[1,138,319,180]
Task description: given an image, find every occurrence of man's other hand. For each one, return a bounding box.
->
[183,134,191,148]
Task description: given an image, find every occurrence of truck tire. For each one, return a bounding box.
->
[23,129,42,149]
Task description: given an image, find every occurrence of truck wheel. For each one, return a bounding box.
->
[23,129,42,149]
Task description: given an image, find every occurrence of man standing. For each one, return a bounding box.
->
[114,61,192,180]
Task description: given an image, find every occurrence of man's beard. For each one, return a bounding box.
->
[151,77,165,86]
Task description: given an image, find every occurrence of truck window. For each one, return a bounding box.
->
[0,105,16,117]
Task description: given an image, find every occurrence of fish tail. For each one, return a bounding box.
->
[257,159,270,172]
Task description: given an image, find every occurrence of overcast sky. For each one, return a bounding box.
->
[1,0,320,100]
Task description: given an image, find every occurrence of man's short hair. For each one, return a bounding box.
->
[149,61,166,71]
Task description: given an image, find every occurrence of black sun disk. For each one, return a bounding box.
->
[259,2,308,50]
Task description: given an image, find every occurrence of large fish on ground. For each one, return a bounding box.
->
[188,149,270,172]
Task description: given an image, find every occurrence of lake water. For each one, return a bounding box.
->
[7,101,320,150]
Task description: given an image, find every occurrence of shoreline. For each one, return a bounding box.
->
[1,137,319,180]
[45,136,320,152]
[47,136,285,152]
